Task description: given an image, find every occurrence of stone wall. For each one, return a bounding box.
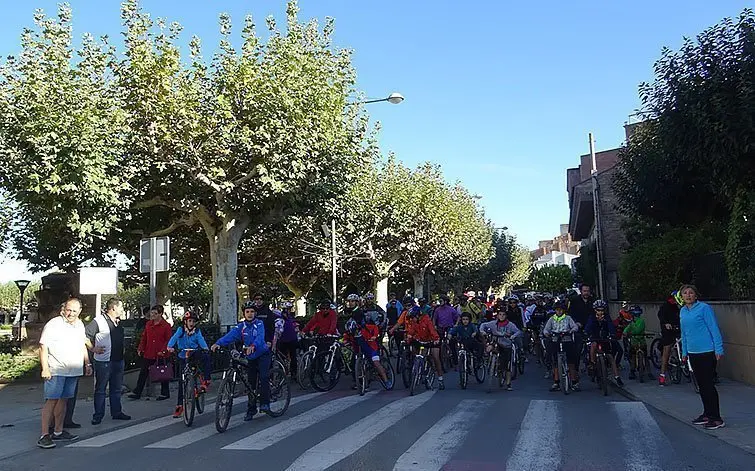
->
[609,301,755,385]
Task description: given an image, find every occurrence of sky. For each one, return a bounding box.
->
[0,0,752,282]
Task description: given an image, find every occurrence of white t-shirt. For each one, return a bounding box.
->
[40,316,86,377]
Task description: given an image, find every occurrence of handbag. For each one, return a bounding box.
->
[148,358,173,383]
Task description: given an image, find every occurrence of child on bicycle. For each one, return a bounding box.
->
[479,306,521,391]
[343,314,389,388]
[404,305,445,390]
[623,305,654,381]
[211,301,271,421]
[449,312,483,364]
[542,300,580,391]
[585,300,624,387]
[167,311,212,418]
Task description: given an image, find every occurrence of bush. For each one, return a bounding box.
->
[619,226,722,301]
[0,337,21,355]
[0,353,40,382]
[0,324,12,331]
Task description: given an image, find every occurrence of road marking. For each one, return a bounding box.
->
[223,391,377,450]
[506,400,561,471]
[393,399,493,471]
[146,392,324,449]
[611,401,665,471]
[286,391,436,471]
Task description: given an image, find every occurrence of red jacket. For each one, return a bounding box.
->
[138,319,172,360]
[406,314,440,343]
[302,309,338,335]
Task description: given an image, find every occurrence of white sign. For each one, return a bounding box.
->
[140,237,170,273]
[79,267,118,295]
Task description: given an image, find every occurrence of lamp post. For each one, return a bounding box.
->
[14,279,30,341]
[349,92,404,106]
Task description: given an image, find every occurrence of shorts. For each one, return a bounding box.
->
[546,340,578,365]
[356,338,380,362]
[498,346,513,371]
[44,375,78,400]
[660,331,679,347]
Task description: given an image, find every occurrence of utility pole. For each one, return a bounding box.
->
[331,219,337,307]
[589,132,606,299]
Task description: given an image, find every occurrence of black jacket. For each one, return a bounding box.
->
[568,296,594,328]
[657,300,680,334]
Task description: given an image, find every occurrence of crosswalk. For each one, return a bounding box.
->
[61,389,675,471]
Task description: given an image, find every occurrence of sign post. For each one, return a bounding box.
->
[140,237,170,307]
[79,267,119,317]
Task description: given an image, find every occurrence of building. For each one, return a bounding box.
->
[531,224,581,260]
[533,250,580,270]
[566,125,635,300]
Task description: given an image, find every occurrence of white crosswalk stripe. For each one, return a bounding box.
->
[506,399,562,471]
[611,401,666,471]
[285,391,437,471]
[223,391,377,450]
[393,399,493,471]
[147,392,325,449]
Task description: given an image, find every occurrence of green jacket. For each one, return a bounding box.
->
[623,317,646,344]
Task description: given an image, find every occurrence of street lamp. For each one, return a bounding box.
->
[351,92,405,106]
[14,279,30,341]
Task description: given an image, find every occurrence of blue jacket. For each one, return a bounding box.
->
[585,315,616,340]
[680,301,724,357]
[216,319,269,360]
[167,327,209,359]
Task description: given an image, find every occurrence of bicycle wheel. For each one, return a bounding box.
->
[297,351,313,390]
[650,338,662,369]
[267,365,291,417]
[510,350,518,381]
[458,351,468,389]
[638,351,646,383]
[389,336,399,358]
[559,353,570,395]
[196,375,206,414]
[487,354,498,393]
[598,355,609,396]
[310,351,341,392]
[215,374,235,433]
[401,350,413,389]
[379,355,395,390]
[669,350,682,384]
[183,375,196,427]
[410,357,424,396]
[356,355,367,396]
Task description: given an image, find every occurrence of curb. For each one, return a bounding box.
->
[615,385,755,456]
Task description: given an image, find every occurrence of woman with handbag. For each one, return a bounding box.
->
[128,305,172,401]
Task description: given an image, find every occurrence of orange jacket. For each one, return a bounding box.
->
[406,314,440,343]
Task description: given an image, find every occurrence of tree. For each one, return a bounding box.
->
[500,245,532,293]
[530,265,573,295]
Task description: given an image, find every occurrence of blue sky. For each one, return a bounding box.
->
[0,0,751,280]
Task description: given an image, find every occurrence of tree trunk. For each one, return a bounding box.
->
[205,218,249,330]
[411,268,426,298]
[370,259,397,310]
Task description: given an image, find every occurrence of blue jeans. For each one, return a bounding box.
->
[247,351,271,409]
[93,359,124,420]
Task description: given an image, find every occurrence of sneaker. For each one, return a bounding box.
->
[156,395,170,401]
[127,393,140,400]
[543,371,552,379]
[173,406,183,418]
[112,413,131,421]
[37,434,56,449]
[703,419,725,430]
[692,414,709,425]
[506,383,513,391]
[51,430,78,441]
[615,376,624,387]
[659,373,666,386]
[438,379,445,390]
[259,404,271,414]
[244,409,256,421]
[200,380,211,392]
[571,382,581,392]
[550,382,560,392]
[628,370,636,380]
[91,418,102,425]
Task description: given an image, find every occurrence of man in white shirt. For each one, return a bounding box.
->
[38,298,91,449]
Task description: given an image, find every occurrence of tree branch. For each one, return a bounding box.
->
[148,212,198,237]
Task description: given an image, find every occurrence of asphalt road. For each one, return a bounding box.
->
[3,359,753,471]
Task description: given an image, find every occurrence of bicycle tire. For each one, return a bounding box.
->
[215,374,234,433]
[458,350,468,389]
[650,338,662,369]
[356,356,367,396]
[310,351,340,392]
[410,357,423,396]
[669,350,682,384]
[379,355,395,390]
[440,342,450,372]
[297,351,313,390]
[196,376,206,414]
[559,353,570,395]
[510,349,518,381]
[183,375,196,427]
[598,355,609,396]
[517,346,525,376]
[487,354,498,393]
[267,365,291,417]
[474,354,486,383]
[638,351,646,383]
[388,336,398,357]
[401,350,413,389]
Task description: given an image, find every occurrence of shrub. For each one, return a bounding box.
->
[0,353,40,382]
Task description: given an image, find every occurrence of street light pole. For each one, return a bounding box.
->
[348,92,404,106]
[331,219,337,307]
[14,279,30,342]
[589,132,607,299]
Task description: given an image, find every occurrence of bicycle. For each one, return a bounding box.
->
[457,339,485,389]
[590,340,611,396]
[650,333,663,369]
[629,334,654,383]
[309,337,354,392]
[214,349,291,433]
[438,329,455,372]
[178,348,208,427]
[551,332,573,395]
[297,334,339,390]
[409,341,437,396]
[397,340,413,388]
[354,347,395,395]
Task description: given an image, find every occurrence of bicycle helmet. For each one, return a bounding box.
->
[281,301,293,310]
[593,299,608,310]
[346,293,360,302]
[629,305,643,317]
[183,311,198,321]
[409,305,421,316]
[672,290,683,306]
[241,300,256,311]
[345,319,360,335]
[418,297,427,305]
[364,293,376,301]
[507,294,519,302]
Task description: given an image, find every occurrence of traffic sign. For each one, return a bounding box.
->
[140,237,170,273]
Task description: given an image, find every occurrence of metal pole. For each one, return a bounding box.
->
[589,132,607,299]
[17,288,24,342]
[331,219,337,307]
[149,237,157,307]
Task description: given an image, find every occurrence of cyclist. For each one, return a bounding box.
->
[302,300,338,336]
[211,301,271,421]
[362,293,387,342]
[542,300,580,391]
[276,301,299,378]
[658,290,682,386]
[405,305,445,390]
[456,293,483,324]
[251,293,280,352]
[480,306,521,391]
[614,303,633,365]
[623,305,654,381]
[167,311,212,418]
[344,312,388,387]
[505,295,526,357]
[585,300,624,386]
[418,297,433,316]
[527,296,549,364]
[449,312,483,365]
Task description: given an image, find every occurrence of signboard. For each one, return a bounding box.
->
[79,267,118,295]
[140,237,170,273]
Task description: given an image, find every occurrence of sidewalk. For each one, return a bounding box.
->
[0,375,213,461]
[618,376,755,455]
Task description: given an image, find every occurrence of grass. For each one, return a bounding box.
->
[0,353,41,383]
[0,324,12,331]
